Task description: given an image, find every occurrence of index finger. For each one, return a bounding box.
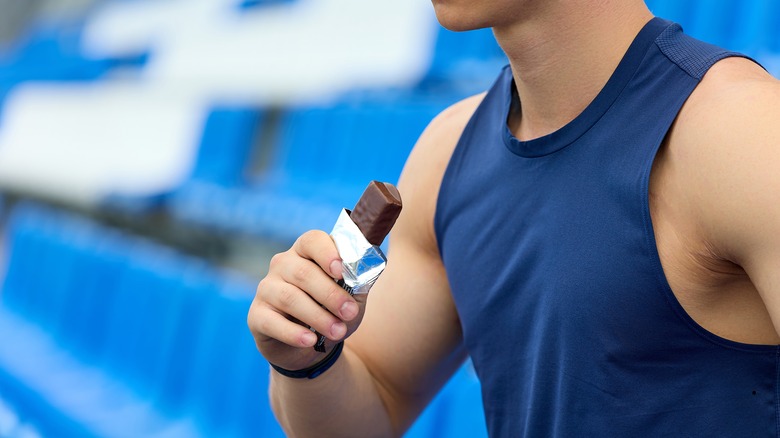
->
[293,230,343,280]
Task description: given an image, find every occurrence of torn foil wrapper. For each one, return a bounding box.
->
[330,209,387,295]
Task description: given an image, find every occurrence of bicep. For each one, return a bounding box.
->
[347,216,466,434]
[345,96,484,434]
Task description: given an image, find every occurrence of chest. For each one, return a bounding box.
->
[437,140,666,361]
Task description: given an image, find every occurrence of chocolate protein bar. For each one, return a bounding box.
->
[350,181,403,246]
[313,181,403,352]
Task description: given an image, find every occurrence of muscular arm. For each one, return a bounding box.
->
[669,58,780,337]
[255,94,485,437]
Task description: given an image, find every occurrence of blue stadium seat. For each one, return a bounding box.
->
[189,107,263,187]
[153,264,219,417]
[170,95,447,243]
[184,277,283,437]
[52,231,129,363]
[1,205,68,321]
[0,19,147,88]
[0,206,39,313]
[102,106,263,214]
[98,245,184,395]
[262,96,445,236]
[0,15,147,152]
[0,204,283,437]
[646,0,780,60]
[644,0,696,29]
[405,362,487,438]
[687,0,744,49]
[419,26,508,95]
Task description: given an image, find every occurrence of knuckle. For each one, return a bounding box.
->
[268,252,286,270]
[296,231,314,250]
[298,230,326,252]
[292,263,311,284]
[255,278,272,300]
[277,285,299,310]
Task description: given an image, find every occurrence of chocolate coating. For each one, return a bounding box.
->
[350,181,403,246]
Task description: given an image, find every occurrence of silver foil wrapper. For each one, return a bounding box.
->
[330,209,387,295]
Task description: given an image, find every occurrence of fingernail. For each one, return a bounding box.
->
[329,260,343,278]
[302,331,317,346]
[331,322,346,339]
[340,301,358,320]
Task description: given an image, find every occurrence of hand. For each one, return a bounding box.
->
[248,230,366,371]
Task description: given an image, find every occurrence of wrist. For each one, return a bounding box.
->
[270,341,344,379]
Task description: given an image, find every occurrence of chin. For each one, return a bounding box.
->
[432,3,491,32]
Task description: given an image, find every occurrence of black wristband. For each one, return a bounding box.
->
[270,341,344,379]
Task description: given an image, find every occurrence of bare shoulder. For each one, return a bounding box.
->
[674,57,780,141]
[666,56,780,262]
[395,92,486,250]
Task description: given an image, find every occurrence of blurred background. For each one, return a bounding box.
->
[0,0,777,437]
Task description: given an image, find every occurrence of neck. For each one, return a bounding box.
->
[494,1,653,141]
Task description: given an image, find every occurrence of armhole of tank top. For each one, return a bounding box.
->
[639,54,778,354]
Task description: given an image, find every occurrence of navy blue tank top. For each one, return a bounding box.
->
[435,18,779,437]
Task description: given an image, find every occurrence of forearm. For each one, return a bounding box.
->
[270,345,395,438]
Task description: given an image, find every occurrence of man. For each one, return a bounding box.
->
[247,0,780,435]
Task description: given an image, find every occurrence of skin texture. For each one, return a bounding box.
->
[247,1,780,435]
[651,57,780,344]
